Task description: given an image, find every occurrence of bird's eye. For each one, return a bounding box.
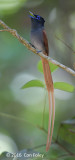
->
[37,15,40,20]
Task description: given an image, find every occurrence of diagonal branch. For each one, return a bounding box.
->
[0,19,75,76]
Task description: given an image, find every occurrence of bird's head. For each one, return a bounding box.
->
[29,11,45,29]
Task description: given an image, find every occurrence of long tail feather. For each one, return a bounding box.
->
[41,57,55,152]
[46,91,52,151]
[46,91,55,151]
[49,91,55,146]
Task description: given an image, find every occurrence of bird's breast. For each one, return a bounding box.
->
[30,29,44,51]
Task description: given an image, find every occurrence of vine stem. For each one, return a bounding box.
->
[0,19,75,76]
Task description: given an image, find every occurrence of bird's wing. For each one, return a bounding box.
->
[43,29,49,56]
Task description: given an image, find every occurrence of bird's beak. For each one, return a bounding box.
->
[29,11,35,18]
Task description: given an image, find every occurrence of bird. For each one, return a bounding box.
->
[29,11,55,152]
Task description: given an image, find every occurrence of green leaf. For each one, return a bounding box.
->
[37,60,58,73]
[54,82,75,92]
[21,80,45,89]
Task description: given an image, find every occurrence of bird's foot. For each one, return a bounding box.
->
[37,50,42,53]
[29,42,36,48]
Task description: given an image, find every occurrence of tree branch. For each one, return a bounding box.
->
[0,19,75,76]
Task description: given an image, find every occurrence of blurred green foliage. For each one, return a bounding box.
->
[0,0,27,15]
[22,61,74,92]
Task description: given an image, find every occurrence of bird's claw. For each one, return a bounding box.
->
[37,50,42,53]
[29,42,35,48]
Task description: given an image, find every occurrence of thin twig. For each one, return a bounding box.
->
[0,112,46,133]
[0,20,75,76]
[55,154,74,160]
[30,140,75,157]
[37,125,47,134]
[55,140,75,157]
[31,143,46,150]
[55,35,75,54]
